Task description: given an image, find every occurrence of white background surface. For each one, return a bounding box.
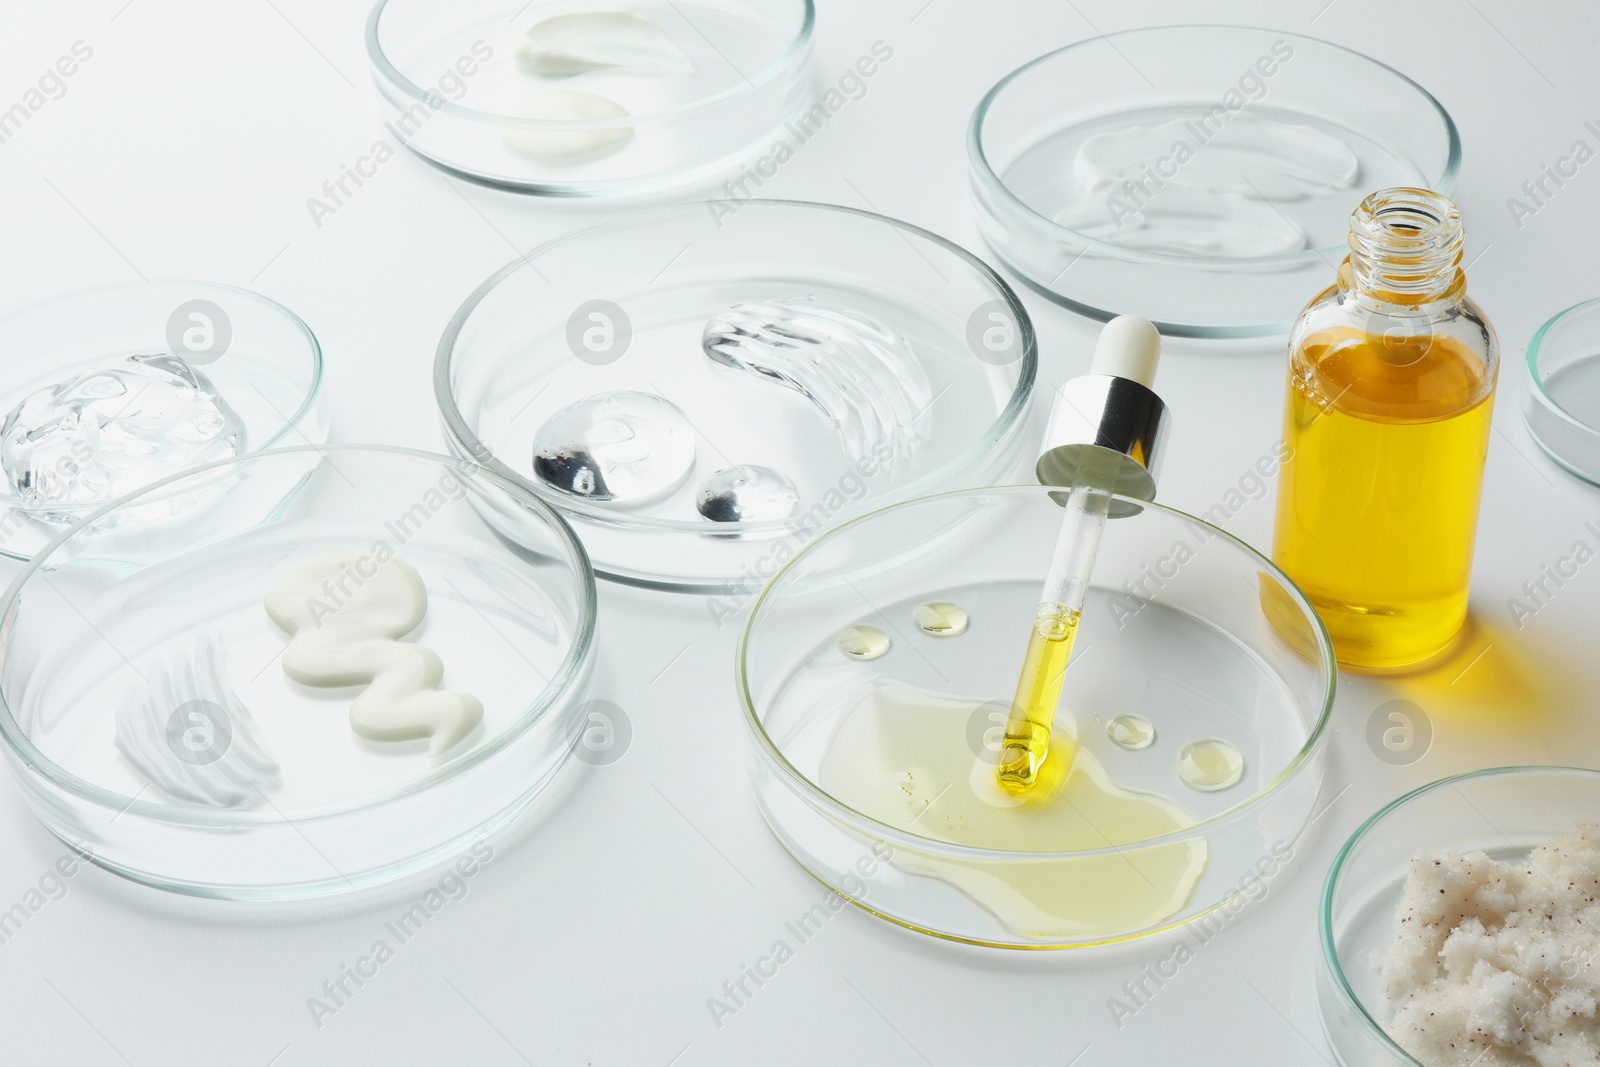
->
[0,0,1597,1063]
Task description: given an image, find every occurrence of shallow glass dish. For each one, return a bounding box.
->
[1318,766,1600,1065]
[437,200,1038,592]
[366,0,814,196]
[0,446,595,899]
[969,25,1460,337]
[0,281,328,561]
[738,486,1334,949]
[1525,299,1600,485]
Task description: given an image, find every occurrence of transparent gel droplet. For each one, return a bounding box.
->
[702,295,932,466]
[912,601,968,637]
[1053,114,1360,258]
[1177,738,1244,792]
[1106,714,1155,750]
[1,352,244,521]
[838,624,890,661]
[532,391,695,505]
[696,465,799,522]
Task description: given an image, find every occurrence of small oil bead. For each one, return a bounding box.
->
[838,624,890,661]
[912,601,968,637]
[1106,714,1155,750]
[1177,738,1244,792]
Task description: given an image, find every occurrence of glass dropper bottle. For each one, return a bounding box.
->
[1270,187,1497,669]
[997,316,1170,795]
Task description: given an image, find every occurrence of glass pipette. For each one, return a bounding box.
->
[997,315,1169,795]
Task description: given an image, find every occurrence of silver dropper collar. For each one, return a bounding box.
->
[1036,373,1169,517]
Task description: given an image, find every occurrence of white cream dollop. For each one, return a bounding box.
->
[265,550,483,756]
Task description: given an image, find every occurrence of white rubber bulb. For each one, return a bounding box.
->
[1089,315,1161,388]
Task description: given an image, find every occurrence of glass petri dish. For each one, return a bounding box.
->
[1318,766,1600,1066]
[1525,299,1600,485]
[366,0,814,196]
[737,486,1334,949]
[0,446,596,899]
[436,200,1038,593]
[969,25,1460,337]
[0,281,329,561]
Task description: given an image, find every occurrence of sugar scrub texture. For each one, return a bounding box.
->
[1381,823,1600,1066]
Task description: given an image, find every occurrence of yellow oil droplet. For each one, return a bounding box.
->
[1107,714,1155,750]
[912,601,969,637]
[838,624,890,660]
[1177,738,1244,792]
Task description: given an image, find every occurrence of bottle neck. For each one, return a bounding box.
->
[1339,187,1466,307]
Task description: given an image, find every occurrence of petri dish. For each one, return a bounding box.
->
[969,25,1460,337]
[1525,299,1600,485]
[1318,766,1600,1066]
[0,446,596,899]
[0,281,329,561]
[436,200,1038,592]
[737,486,1334,949]
[366,0,814,196]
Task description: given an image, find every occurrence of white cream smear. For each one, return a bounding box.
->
[114,631,278,807]
[1056,113,1360,257]
[266,550,483,755]
[514,12,693,77]
[502,11,694,161]
[502,90,633,160]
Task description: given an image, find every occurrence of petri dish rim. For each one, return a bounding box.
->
[1316,764,1600,1067]
[0,279,326,532]
[0,443,599,829]
[735,484,1338,863]
[1525,298,1600,480]
[434,198,1040,538]
[364,0,816,131]
[966,23,1463,274]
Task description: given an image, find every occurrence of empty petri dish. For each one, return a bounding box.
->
[1525,299,1600,485]
[0,446,596,899]
[365,0,814,196]
[1318,766,1600,1066]
[436,200,1038,592]
[0,281,328,560]
[738,486,1334,949]
[969,26,1459,337]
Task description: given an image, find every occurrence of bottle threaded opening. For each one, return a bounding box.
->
[1346,187,1464,299]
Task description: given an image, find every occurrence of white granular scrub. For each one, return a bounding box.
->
[1381,823,1600,1066]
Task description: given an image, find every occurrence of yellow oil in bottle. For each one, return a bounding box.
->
[996,603,1080,795]
[1272,327,1494,668]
